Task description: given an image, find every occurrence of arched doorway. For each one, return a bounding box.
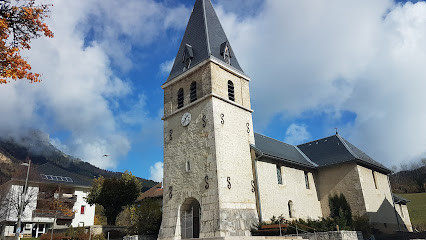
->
[180,198,200,239]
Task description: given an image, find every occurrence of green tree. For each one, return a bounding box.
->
[129,198,162,235]
[329,193,353,230]
[86,171,141,225]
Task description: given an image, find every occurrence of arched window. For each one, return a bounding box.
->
[288,200,294,218]
[228,80,235,101]
[178,88,184,109]
[190,82,197,103]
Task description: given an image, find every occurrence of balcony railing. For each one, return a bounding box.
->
[37,192,77,203]
[33,209,75,219]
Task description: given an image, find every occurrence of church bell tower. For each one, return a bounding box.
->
[159,0,258,239]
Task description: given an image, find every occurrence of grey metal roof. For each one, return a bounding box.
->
[27,163,92,187]
[166,0,244,82]
[252,133,318,168]
[393,194,410,204]
[297,135,391,174]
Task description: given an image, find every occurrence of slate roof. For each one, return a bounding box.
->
[297,134,391,174]
[166,0,245,82]
[252,133,318,168]
[393,194,410,204]
[13,163,92,188]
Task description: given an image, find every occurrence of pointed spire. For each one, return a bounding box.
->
[166,0,244,82]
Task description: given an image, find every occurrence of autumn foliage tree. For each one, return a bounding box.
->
[0,0,53,84]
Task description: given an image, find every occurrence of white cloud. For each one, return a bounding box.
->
[216,0,426,167]
[150,162,163,182]
[160,59,174,76]
[284,124,311,145]
[0,0,188,169]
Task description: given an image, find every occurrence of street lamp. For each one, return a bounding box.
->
[15,158,31,240]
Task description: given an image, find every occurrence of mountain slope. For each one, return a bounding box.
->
[0,130,157,191]
[390,166,425,193]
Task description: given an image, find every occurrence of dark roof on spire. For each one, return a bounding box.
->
[166,0,244,82]
[297,135,391,174]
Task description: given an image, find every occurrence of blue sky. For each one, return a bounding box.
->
[0,0,426,181]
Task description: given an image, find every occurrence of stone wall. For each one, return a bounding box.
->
[356,165,402,233]
[290,231,363,240]
[159,61,258,239]
[315,162,366,217]
[256,161,322,222]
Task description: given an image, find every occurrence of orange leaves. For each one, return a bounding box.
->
[0,0,54,84]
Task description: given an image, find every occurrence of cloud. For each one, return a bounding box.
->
[160,59,174,76]
[216,0,426,167]
[284,124,311,145]
[0,0,188,169]
[150,162,163,182]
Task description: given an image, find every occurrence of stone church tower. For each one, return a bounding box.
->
[159,0,258,239]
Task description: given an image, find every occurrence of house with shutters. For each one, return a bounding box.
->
[0,163,95,238]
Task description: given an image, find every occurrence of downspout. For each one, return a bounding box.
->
[252,152,263,223]
[387,174,401,231]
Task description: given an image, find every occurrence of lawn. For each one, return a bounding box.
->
[399,193,426,227]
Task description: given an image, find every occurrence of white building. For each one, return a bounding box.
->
[158,0,412,239]
[0,163,95,238]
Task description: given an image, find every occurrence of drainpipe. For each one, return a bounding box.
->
[252,152,263,223]
[387,174,401,231]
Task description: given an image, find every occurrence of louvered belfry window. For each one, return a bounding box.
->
[178,88,184,109]
[228,80,235,101]
[190,81,197,103]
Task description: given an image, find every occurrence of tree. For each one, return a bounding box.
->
[0,0,53,84]
[328,193,352,230]
[128,198,162,235]
[86,171,142,225]
[0,182,38,221]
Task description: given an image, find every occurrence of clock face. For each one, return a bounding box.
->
[181,112,191,127]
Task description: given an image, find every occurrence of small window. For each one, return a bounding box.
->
[372,171,378,189]
[304,171,310,189]
[276,165,282,185]
[81,205,85,215]
[178,88,184,109]
[186,161,191,172]
[190,82,197,103]
[288,200,294,218]
[228,80,235,101]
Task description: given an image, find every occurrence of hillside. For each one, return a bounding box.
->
[0,130,157,191]
[390,166,426,194]
[399,193,426,231]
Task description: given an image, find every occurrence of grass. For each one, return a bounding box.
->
[399,193,426,227]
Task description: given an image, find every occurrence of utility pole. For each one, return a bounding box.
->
[15,158,31,240]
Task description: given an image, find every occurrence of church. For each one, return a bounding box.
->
[158,0,412,239]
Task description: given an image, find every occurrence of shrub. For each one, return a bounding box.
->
[40,233,69,240]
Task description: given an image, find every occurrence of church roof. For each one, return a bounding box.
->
[297,134,391,174]
[252,133,318,168]
[166,0,245,82]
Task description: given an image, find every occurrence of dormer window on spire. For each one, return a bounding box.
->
[182,44,194,71]
[220,41,231,65]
